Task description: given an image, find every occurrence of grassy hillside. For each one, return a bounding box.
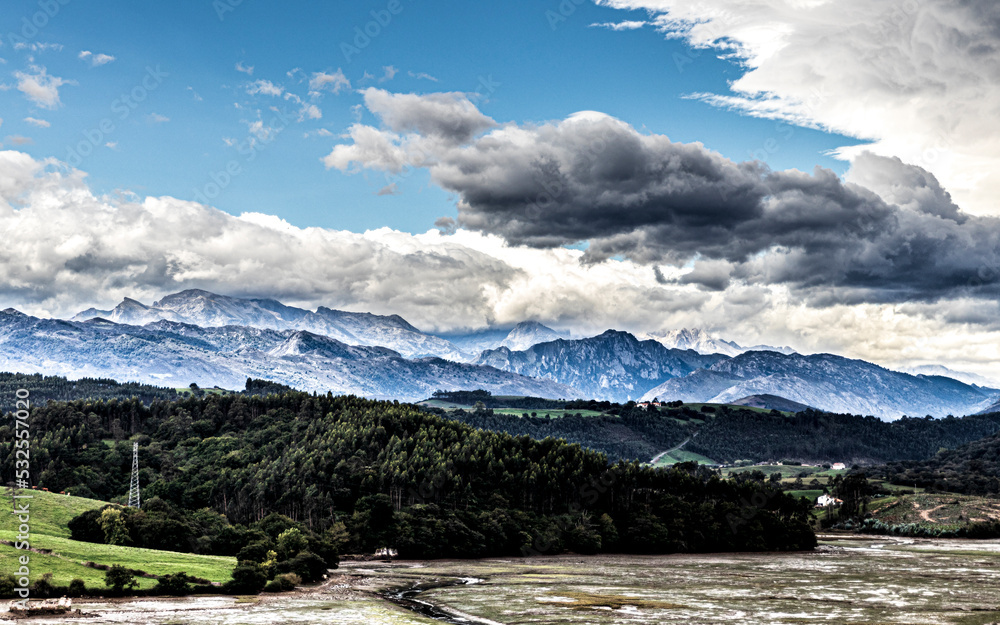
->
[0,489,234,588]
[868,493,1000,529]
[651,449,718,467]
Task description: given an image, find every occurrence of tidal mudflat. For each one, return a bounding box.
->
[11,535,1000,624]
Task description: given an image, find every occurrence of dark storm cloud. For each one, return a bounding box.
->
[327,103,1000,303]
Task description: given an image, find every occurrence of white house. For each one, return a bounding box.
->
[831,463,847,470]
[816,494,843,508]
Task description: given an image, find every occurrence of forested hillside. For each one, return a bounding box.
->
[0,372,179,413]
[875,431,1000,495]
[0,392,815,557]
[685,409,1000,464]
[432,399,1000,465]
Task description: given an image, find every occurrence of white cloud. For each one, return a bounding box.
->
[308,70,350,97]
[78,51,116,66]
[597,0,1000,217]
[408,71,438,82]
[1,149,1000,380]
[15,42,62,53]
[304,128,334,139]
[6,135,32,146]
[23,117,49,128]
[246,79,283,97]
[235,61,254,75]
[589,20,647,30]
[379,66,398,83]
[299,104,322,120]
[14,66,72,109]
[147,113,170,123]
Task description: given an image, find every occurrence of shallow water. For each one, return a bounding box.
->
[13,536,1000,624]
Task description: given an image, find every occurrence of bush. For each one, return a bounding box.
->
[105,564,138,592]
[275,573,301,591]
[68,578,87,597]
[155,572,196,596]
[30,573,55,598]
[262,580,282,593]
[275,551,327,583]
[0,574,15,598]
[223,563,267,595]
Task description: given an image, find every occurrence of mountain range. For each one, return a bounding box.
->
[73,289,566,363]
[637,328,795,357]
[0,289,994,419]
[475,330,726,403]
[0,309,578,401]
[636,350,995,420]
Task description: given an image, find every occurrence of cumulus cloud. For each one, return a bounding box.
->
[596,0,1000,218]
[326,93,1000,305]
[246,79,283,97]
[14,66,71,109]
[78,51,116,66]
[308,70,350,97]
[23,117,49,128]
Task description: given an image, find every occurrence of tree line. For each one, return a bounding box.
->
[0,390,816,577]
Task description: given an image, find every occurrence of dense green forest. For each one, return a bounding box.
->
[432,399,1000,464]
[1,392,815,565]
[0,373,180,413]
[874,430,1000,495]
[449,408,689,461]
[684,409,1000,463]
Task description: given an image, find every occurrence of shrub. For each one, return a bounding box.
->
[0,574,16,598]
[275,573,301,591]
[223,563,267,595]
[155,572,196,596]
[30,573,55,598]
[68,579,87,597]
[105,565,138,592]
[262,580,282,593]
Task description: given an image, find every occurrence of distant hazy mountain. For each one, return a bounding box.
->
[438,321,569,355]
[978,397,1000,415]
[641,350,995,420]
[900,364,999,389]
[730,394,814,413]
[475,330,727,403]
[0,310,579,401]
[72,289,468,361]
[638,328,796,357]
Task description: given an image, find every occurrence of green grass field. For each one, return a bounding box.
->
[651,449,718,466]
[723,464,847,480]
[492,408,607,419]
[786,489,824,501]
[0,489,235,589]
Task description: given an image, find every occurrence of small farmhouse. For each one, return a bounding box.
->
[816,494,843,508]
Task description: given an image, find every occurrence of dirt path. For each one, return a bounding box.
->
[918,504,946,524]
[650,431,699,464]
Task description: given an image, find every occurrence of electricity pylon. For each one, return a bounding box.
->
[127,442,141,509]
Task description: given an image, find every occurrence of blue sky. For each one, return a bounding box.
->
[2,0,861,234]
[2,0,999,378]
